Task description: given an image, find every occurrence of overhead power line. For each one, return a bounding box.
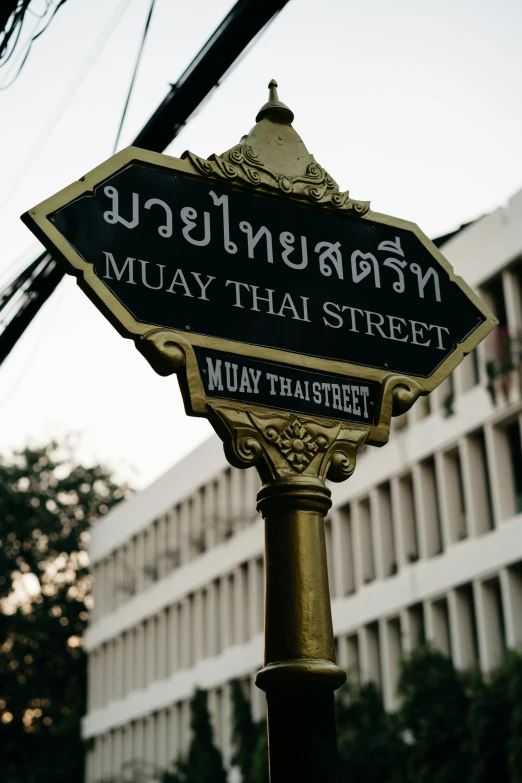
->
[0,253,63,365]
[0,0,134,218]
[113,0,157,154]
[0,0,70,88]
[0,0,291,371]
[133,0,290,152]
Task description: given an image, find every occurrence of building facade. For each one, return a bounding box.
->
[84,190,522,782]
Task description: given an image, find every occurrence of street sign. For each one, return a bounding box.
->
[196,348,379,425]
[46,164,483,379]
[21,81,496,445]
[21,80,499,783]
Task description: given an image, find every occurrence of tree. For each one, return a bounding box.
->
[397,646,470,783]
[467,664,510,783]
[506,651,522,783]
[165,688,227,783]
[0,441,130,783]
[230,677,268,783]
[336,678,406,783]
[231,679,260,780]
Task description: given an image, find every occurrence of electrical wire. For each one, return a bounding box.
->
[0,1,68,88]
[0,0,134,220]
[0,244,43,292]
[113,0,157,154]
[0,0,292,393]
[132,0,291,152]
[0,281,62,411]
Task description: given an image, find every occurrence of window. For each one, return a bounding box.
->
[176,604,183,671]
[218,471,232,541]
[167,605,178,675]
[408,603,425,649]
[439,373,455,418]
[374,483,396,578]
[480,578,506,668]
[468,430,494,532]
[431,597,451,656]
[256,558,264,634]
[481,274,509,395]
[339,506,355,594]
[227,574,235,647]
[190,492,205,556]
[187,594,194,667]
[358,498,375,584]
[481,274,508,328]
[384,618,402,710]
[214,579,222,655]
[455,584,479,666]
[189,495,205,557]
[398,474,419,563]
[418,457,443,556]
[364,623,381,687]
[238,563,249,644]
[345,634,360,683]
[324,517,335,597]
[459,351,480,392]
[472,348,480,385]
[416,393,431,421]
[201,589,208,659]
[510,257,522,312]
[443,448,467,542]
[507,422,522,514]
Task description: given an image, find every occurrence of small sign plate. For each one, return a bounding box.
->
[196,348,378,425]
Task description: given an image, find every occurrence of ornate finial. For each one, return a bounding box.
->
[256,79,294,124]
[182,78,371,217]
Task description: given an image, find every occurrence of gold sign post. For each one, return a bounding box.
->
[22,81,497,782]
[209,401,368,781]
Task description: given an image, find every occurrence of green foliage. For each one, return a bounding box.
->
[230,677,268,783]
[249,719,269,783]
[7,440,522,783]
[338,647,522,783]
[231,679,259,780]
[397,646,470,783]
[506,651,522,782]
[160,770,180,783]
[336,679,405,783]
[228,647,522,783]
[0,441,130,783]
[165,688,227,783]
[467,665,509,783]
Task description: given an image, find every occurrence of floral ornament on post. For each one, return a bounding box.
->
[266,419,327,472]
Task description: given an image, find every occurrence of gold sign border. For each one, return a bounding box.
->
[22,145,497,447]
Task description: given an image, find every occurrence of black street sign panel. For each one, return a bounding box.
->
[196,348,378,424]
[49,163,485,379]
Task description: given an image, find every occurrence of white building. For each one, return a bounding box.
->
[84,189,522,782]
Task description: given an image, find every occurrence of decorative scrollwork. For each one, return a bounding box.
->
[381,375,424,417]
[270,419,321,473]
[182,79,369,214]
[139,329,187,376]
[237,435,264,464]
[327,445,358,482]
[182,143,370,216]
[207,403,369,484]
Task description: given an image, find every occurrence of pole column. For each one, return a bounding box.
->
[207,403,370,780]
[255,476,345,783]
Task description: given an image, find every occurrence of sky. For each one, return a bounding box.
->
[0,0,521,488]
